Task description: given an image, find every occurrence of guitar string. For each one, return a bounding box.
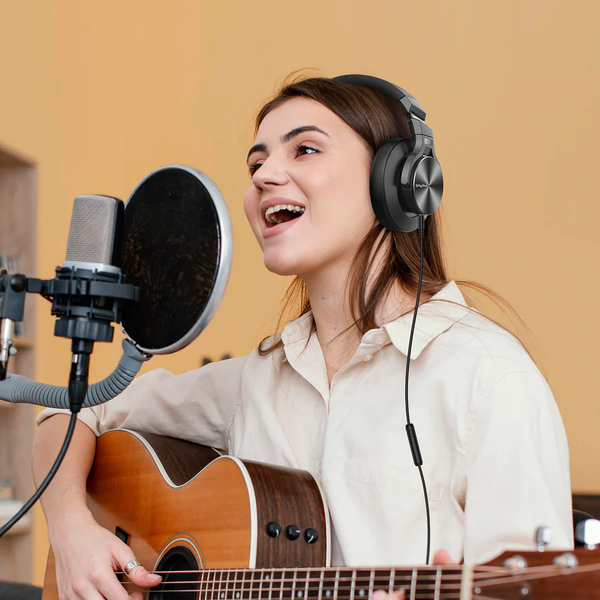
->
[117,570,551,590]
[115,566,510,579]
[114,570,529,587]
[128,592,498,600]
[119,562,600,592]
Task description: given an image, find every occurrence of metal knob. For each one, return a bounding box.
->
[575,518,600,549]
[535,526,552,551]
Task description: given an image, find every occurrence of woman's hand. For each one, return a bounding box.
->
[49,511,162,599]
[371,549,455,600]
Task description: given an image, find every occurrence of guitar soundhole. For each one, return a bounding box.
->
[149,546,199,599]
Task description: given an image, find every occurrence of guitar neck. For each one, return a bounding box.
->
[180,566,472,600]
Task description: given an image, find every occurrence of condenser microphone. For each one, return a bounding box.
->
[52,195,137,410]
[54,195,126,344]
[64,194,124,270]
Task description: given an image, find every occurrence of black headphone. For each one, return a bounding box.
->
[332,74,443,233]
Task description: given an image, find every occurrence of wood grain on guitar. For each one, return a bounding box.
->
[42,429,600,600]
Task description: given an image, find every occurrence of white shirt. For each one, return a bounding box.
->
[37,280,573,566]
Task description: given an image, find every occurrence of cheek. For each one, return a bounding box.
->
[243,188,263,238]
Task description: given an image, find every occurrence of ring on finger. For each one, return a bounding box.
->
[124,559,143,576]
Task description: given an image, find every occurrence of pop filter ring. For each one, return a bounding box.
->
[120,165,232,355]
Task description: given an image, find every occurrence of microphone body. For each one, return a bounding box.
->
[0,318,12,380]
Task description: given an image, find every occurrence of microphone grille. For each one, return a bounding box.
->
[65,195,122,265]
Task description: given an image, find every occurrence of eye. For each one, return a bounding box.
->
[247,144,320,178]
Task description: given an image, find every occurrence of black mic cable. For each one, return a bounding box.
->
[0,411,78,538]
[404,213,431,565]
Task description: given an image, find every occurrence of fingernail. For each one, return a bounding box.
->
[373,592,385,600]
[148,573,162,580]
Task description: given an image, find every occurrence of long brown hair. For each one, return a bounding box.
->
[252,71,536,362]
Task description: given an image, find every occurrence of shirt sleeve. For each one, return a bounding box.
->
[36,356,247,452]
[462,370,573,565]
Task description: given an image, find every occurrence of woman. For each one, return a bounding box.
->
[32,74,572,600]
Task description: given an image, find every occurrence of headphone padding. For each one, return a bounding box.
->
[370,138,420,233]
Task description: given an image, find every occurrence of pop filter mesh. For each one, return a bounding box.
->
[121,168,221,352]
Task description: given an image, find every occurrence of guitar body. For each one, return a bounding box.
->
[42,429,331,599]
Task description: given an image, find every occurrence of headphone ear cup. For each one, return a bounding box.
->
[370,138,420,233]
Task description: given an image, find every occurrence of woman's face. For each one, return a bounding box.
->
[243,97,376,279]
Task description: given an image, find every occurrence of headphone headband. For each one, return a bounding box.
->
[333,74,427,121]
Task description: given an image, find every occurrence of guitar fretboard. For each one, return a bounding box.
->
[158,567,472,600]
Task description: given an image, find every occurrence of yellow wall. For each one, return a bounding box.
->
[0,0,598,585]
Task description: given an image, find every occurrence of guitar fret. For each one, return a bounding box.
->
[206,569,215,600]
[291,569,298,600]
[207,569,213,600]
[225,569,232,600]
[258,568,265,600]
[268,568,274,600]
[318,569,325,600]
[255,568,261,600]
[410,569,417,600]
[350,570,356,600]
[368,570,374,600]
[253,568,261,600]
[199,569,206,600]
[303,568,310,600]
[434,567,442,600]
[333,569,340,600]
[218,568,225,600]
[243,569,250,600]
[278,570,284,600]
[233,569,242,600]
[388,569,395,594]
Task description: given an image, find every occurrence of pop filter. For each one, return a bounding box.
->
[120,165,232,354]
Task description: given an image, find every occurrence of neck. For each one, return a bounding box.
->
[175,565,472,600]
[302,258,422,369]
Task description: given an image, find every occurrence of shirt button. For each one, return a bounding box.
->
[363,354,373,362]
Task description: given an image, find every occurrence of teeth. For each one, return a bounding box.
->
[264,204,306,224]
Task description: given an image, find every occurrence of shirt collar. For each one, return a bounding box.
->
[280,280,470,359]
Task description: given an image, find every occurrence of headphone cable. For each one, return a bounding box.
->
[404,213,431,565]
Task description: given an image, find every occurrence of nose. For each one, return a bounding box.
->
[251,153,290,188]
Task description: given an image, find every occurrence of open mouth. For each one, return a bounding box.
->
[264,204,305,228]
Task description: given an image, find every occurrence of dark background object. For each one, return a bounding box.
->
[0,582,41,600]
[572,494,600,519]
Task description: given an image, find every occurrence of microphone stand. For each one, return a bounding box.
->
[0,266,141,537]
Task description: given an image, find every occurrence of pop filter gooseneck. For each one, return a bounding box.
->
[121,165,232,355]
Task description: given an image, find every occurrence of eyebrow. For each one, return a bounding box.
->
[246,125,330,163]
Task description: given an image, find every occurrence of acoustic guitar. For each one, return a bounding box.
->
[42,429,600,599]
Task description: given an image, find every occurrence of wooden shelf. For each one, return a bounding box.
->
[13,337,34,350]
[0,500,32,536]
[0,141,37,584]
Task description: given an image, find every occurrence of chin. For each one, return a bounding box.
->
[262,251,306,277]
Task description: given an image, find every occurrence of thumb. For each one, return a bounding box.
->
[118,554,162,588]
